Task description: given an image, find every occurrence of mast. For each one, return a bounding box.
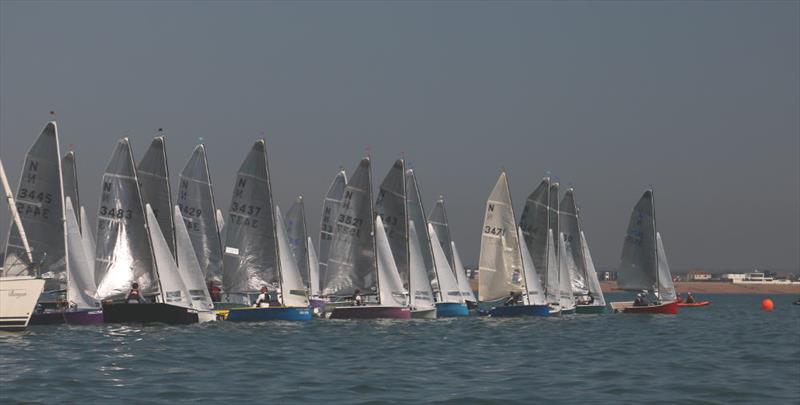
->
[0,159,34,265]
[505,172,530,306]
[651,188,659,298]
[367,157,380,304]
[408,169,440,302]
[263,140,284,304]
[572,189,590,282]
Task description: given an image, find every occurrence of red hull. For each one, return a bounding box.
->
[330,306,411,320]
[612,300,679,314]
[678,301,710,307]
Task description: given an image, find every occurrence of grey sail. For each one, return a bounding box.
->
[65,197,98,309]
[557,232,576,311]
[307,237,320,296]
[95,138,157,299]
[177,144,223,283]
[222,140,279,296]
[478,172,525,302]
[322,158,376,297]
[138,136,176,257]
[544,229,559,304]
[406,169,438,294]
[581,231,606,306]
[428,196,454,267]
[174,206,215,310]
[548,181,560,272]
[518,227,546,306]
[656,232,676,301]
[617,190,658,292]
[559,189,588,295]
[318,170,347,285]
[519,178,551,292]
[375,160,409,288]
[451,242,477,302]
[286,196,310,289]
[2,122,66,292]
[62,151,81,228]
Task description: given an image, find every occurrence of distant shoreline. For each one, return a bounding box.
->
[600,281,800,295]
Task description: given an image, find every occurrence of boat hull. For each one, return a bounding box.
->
[487,304,550,317]
[30,309,104,325]
[610,300,679,314]
[678,301,710,307]
[224,306,312,321]
[411,307,437,319]
[330,305,411,320]
[435,302,469,317]
[575,304,607,314]
[102,303,200,324]
[0,277,46,331]
[560,307,576,315]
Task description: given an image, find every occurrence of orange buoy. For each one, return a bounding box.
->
[761,298,774,311]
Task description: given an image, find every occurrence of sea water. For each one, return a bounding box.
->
[1,294,798,403]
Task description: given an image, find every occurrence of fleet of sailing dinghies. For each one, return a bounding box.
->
[477,172,549,317]
[1,119,694,329]
[610,190,679,314]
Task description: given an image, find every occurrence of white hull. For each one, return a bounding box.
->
[0,276,45,331]
[197,310,218,323]
[411,307,437,319]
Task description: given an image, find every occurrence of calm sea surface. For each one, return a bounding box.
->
[1,294,798,404]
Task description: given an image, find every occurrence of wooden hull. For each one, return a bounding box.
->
[575,304,607,314]
[224,306,312,322]
[435,302,469,317]
[102,303,200,324]
[610,300,679,314]
[330,305,411,320]
[0,277,46,331]
[30,309,104,325]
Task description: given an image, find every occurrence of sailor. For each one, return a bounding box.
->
[579,292,595,305]
[254,286,270,308]
[207,281,222,302]
[685,292,696,304]
[126,282,146,304]
[503,291,519,306]
[352,289,364,306]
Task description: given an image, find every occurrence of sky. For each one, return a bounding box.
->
[1,1,798,272]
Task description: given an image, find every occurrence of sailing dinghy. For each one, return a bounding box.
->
[559,188,606,313]
[610,190,679,314]
[286,196,326,313]
[478,173,549,317]
[429,196,477,310]
[325,158,410,319]
[220,140,311,321]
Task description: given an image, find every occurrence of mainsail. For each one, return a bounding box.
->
[656,232,677,301]
[222,140,279,295]
[138,136,176,257]
[318,170,347,285]
[519,178,551,290]
[2,122,66,291]
[375,216,407,307]
[174,206,214,311]
[518,227,546,306]
[146,204,190,307]
[559,189,588,295]
[307,237,320,296]
[375,160,409,288]
[408,221,435,309]
[286,196,310,289]
[428,197,455,267]
[617,190,658,292]
[451,242,477,302]
[406,169,437,292]
[275,206,310,307]
[428,223,463,304]
[322,158,376,297]
[478,173,525,302]
[557,232,576,311]
[65,197,98,309]
[177,144,223,283]
[95,138,157,299]
[581,231,606,306]
[62,151,81,228]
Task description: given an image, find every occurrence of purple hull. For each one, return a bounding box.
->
[29,309,104,325]
[309,297,327,309]
[330,305,411,320]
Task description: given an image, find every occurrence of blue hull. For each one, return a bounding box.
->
[435,302,469,317]
[226,307,312,322]
[487,304,550,317]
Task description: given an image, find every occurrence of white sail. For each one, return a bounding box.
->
[559,189,588,295]
[451,242,477,302]
[558,232,576,311]
[138,136,176,257]
[375,160,409,287]
[177,144,223,283]
[519,178,551,291]
[322,159,376,296]
[275,206,309,307]
[222,140,279,295]
[405,169,437,293]
[408,221,435,309]
[62,151,81,228]
[375,216,406,307]
[656,232,676,302]
[95,138,157,299]
[428,223,463,304]
[79,206,96,287]
[478,173,525,302]
[216,209,225,234]
[544,229,559,304]
[307,237,320,296]
[581,231,606,306]
[3,122,66,291]
[173,206,214,311]
[318,170,347,284]
[617,190,658,292]
[65,197,98,309]
[285,196,310,289]
[428,197,455,267]
[518,227,546,306]
[146,204,190,307]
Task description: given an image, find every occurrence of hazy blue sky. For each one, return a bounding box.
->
[1,1,798,271]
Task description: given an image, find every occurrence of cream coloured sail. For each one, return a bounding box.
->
[408,221,435,309]
[428,223,462,304]
[656,232,676,302]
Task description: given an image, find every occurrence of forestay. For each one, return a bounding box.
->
[177,144,223,283]
[518,227,546,306]
[95,138,157,299]
[65,197,98,309]
[408,221,435,309]
[559,189,588,295]
[428,223,463,304]
[478,173,525,302]
[406,169,437,291]
[581,232,606,306]
[174,206,214,311]
[656,232,676,302]
[519,178,551,290]
[222,140,279,295]
[451,242,477,302]
[286,196,311,289]
[375,160,409,288]
[3,122,66,291]
[146,204,191,307]
[617,190,657,292]
[138,137,176,257]
[375,216,407,307]
[428,197,455,267]
[62,151,81,228]
[275,206,310,307]
[318,170,347,285]
[322,158,376,297]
